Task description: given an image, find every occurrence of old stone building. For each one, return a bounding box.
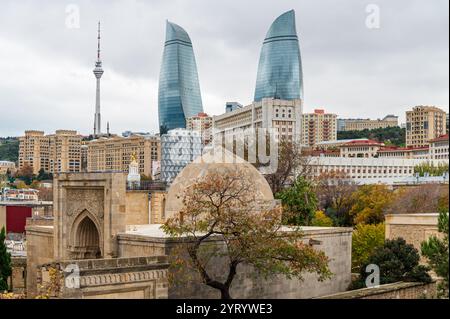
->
[25,147,352,299]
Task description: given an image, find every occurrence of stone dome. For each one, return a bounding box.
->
[164,147,275,220]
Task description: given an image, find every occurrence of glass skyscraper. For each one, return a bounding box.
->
[254,10,303,102]
[158,21,204,134]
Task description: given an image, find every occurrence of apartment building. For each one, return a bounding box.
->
[301,109,337,146]
[18,130,82,174]
[406,106,447,148]
[338,115,398,132]
[186,112,213,146]
[213,98,303,142]
[87,134,160,177]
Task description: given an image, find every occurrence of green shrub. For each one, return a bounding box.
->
[354,238,431,289]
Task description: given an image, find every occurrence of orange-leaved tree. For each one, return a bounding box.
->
[162,167,331,299]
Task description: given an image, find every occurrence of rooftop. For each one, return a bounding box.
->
[343,139,384,146]
[429,134,449,143]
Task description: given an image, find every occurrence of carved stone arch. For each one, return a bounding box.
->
[70,210,103,260]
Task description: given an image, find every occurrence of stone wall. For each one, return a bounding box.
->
[53,172,128,260]
[125,191,149,225]
[25,225,54,297]
[117,234,168,257]
[11,257,27,293]
[37,256,169,299]
[150,191,167,224]
[317,281,437,299]
[385,214,440,253]
[117,226,352,299]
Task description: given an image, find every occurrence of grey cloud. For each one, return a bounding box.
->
[0,0,448,136]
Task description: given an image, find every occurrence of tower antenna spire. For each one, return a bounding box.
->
[97,21,101,62]
[93,21,104,137]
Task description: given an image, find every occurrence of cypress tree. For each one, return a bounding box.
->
[0,226,12,292]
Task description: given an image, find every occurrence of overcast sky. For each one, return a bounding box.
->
[0,0,448,137]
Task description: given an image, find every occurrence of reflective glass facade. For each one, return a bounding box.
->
[254,10,303,102]
[161,129,203,184]
[158,21,204,134]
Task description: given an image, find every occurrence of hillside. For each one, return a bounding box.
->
[337,126,406,147]
[0,138,19,162]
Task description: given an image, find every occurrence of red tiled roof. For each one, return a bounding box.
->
[429,134,449,143]
[378,146,429,152]
[344,139,384,146]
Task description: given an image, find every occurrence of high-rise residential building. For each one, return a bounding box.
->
[158,21,203,134]
[337,115,399,132]
[254,10,303,102]
[19,130,82,175]
[213,98,303,143]
[406,106,447,148]
[186,112,213,146]
[301,109,337,147]
[87,134,160,177]
[160,129,202,184]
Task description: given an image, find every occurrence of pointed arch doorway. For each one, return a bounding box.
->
[71,212,102,259]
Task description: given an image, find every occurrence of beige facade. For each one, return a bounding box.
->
[0,161,16,175]
[186,112,213,146]
[87,134,160,177]
[429,134,449,160]
[213,98,302,142]
[19,130,82,175]
[340,115,398,131]
[339,140,384,158]
[301,109,337,147]
[378,146,430,160]
[25,172,169,298]
[406,106,447,148]
[385,213,440,256]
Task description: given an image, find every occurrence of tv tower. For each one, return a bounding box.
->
[93,21,104,137]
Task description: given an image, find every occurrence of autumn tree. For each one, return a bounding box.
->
[16,164,34,185]
[414,162,449,177]
[264,139,312,195]
[314,171,357,226]
[349,185,395,225]
[351,223,385,271]
[163,167,331,299]
[276,176,318,226]
[388,184,449,215]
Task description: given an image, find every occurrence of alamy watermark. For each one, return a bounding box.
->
[365,264,380,288]
[65,4,80,29]
[365,4,381,29]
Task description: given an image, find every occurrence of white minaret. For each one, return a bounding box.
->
[93,21,104,137]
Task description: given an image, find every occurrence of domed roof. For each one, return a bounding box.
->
[164,147,275,220]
